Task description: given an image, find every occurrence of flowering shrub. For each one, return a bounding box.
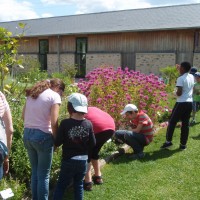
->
[78,66,168,128]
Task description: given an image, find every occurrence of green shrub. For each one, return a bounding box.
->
[13,56,48,84]
[159,65,179,92]
[0,177,27,200]
[99,140,119,158]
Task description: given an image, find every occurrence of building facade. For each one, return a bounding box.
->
[1,4,200,77]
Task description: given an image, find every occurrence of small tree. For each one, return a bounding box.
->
[0,24,25,90]
[159,65,179,92]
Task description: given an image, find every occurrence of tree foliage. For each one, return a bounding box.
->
[0,26,24,90]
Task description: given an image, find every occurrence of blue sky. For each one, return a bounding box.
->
[0,0,200,22]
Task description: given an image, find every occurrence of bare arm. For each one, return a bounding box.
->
[22,105,26,121]
[3,155,9,175]
[132,123,143,133]
[51,104,60,138]
[176,86,182,96]
[2,109,13,153]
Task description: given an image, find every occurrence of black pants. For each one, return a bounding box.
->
[88,130,114,161]
[166,102,192,145]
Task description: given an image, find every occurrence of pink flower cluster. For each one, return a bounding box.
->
[78,66,169,128]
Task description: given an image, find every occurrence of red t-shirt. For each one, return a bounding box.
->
[85,107,115,134]
[131,110,154,144]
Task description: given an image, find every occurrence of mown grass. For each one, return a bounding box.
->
[64,111,200,200]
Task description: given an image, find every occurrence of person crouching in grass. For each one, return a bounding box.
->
[114,104,154,159]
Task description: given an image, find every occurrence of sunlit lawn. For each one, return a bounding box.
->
[64,111,200,200]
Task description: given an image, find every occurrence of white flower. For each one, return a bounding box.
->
[157,112,161,116]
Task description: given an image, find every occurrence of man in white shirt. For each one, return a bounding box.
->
[161,62,194,150]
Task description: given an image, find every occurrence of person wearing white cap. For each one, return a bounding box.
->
[53,93,96,200]
[114,104,154,159]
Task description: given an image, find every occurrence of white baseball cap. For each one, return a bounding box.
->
[68,93,88,113]
[120,104,138,115]
[194,72,200,77]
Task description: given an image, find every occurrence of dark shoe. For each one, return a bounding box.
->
[118,147,125,154]
[83,181,93,191]
[114,138,124,145]
[160,142,173,149]
[92,175,103,185]
[129,152,145,160]
[190,119,196,126]
[179,144,187,150]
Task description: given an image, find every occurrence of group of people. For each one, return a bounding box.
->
[0,61,199,200]
[21,80,117,200]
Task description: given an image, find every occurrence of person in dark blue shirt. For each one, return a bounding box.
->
[53,93,96,200]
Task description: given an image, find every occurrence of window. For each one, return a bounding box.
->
[75,38,87,77]
[39,39,49,70]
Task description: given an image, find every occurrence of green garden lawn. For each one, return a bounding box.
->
[82,112,200,200]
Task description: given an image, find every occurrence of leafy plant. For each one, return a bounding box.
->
[0,177,27,200]
[13,56,48,84]
[0,25,25,90]
[159,65,179,92]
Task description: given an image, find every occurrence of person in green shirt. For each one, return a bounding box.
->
[191,72,200,124]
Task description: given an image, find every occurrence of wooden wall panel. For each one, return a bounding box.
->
[60,35,76,52]
[87,30,194,53]
[18,37,39,53]
[48,36,76,53]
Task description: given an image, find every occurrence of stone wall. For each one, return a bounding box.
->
[135,53,176,75]
[47,54,58,74]
[60,53,75,72]
[47,53,75,74]
[22,54,38,61]
[193,53,200,69]
[46,52,180,76]
[86,53,121,74]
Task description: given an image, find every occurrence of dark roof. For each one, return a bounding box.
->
[0,3,200,37]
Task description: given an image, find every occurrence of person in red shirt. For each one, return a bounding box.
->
[84,107,115,191]
[114,104,154,159]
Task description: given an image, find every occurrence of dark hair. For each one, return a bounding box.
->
[180,62,191,73]
[50,78,65,92]
[126,110,138,114]
[67,102,78,115]
[67,102,86,115]
[25,78,65,99]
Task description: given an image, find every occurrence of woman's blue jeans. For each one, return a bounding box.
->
[23,128,54,200]
[53,159,87,200]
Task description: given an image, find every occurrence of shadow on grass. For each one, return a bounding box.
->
[141,148,181,162]
[191,134,200,140]
[49,187,74,200]
[189,121,200,127]
[111,148,181,164]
